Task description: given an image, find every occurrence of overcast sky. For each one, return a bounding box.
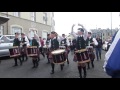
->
[54,12,120,35]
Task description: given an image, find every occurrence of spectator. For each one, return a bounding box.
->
[95,36,103,61]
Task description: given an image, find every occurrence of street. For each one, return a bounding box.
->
[0,50,110,78]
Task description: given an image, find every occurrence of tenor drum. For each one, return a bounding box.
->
[59,46,66,49]
[74,49,90,63]
[9,46,21,57]
[43,45,50,54]
[27,46,38,57]
[51,49,67,64]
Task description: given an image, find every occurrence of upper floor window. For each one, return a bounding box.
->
[13,12,20,17]
[31,12,36,21]
[43,12,47,24]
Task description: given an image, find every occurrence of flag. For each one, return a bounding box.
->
[112,31,118,43]
[103,30,120,76]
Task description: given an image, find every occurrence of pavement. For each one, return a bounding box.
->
[0,50,110,78]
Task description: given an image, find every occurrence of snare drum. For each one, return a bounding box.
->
[27,46,38,57]
[51,49,67,64]
[86,46,95,60]
[9,46,21,57]
[74,49,90,64]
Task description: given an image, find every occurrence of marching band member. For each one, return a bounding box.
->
[49,31,64,74]
[71,24,88,78]
[39,37,45,58]
[31,34,40,68]
[45,34,51,64]
[86,32,98,69]
[13,32,22,66]
[59,34,70,64]
[21,33,29,62]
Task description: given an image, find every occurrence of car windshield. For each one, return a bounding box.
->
[0,36,13,43]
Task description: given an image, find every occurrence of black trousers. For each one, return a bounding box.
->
[39,47,45,57]
[21,54,28,61]
[32,57,39,68]
[51,63,64,73]
[87,60,94,69]
[78,66,87,78]
[21,47,28,61]
[14,56,22,66]
[46,54,50,63]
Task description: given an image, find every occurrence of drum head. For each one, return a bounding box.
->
[59,46,65,48]
[86,46,93,48]
[51,49,65,55]
[27,46,37,48]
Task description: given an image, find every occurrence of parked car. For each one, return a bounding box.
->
[102,41,108,51]
[0,35,13,57]
[0,35,29,57]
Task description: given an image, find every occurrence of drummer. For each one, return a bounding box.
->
[86,32,98,69]
[31,34,40,68]
[71,24,88,78]
[45,34,51,64]
[13,32,22,66]
[49,31,64,74]
[21,33,29,62]
[59,34,70,64]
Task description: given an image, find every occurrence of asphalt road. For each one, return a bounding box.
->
[0,50,110,78]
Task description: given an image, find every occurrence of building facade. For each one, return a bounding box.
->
[0,12,55,39]
[91,28,119,41]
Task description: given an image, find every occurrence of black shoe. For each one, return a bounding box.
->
[79,75,82,78]
[47,62,50,64]
[20,62,22,66]
[67,60,69,64]
[61,65,63,71]
[87,67,90,70]
[13,64,18,67]
[50,70,54,74]
[83,74,86,78]
[32,66,35,68]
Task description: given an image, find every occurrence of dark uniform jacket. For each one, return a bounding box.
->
[13,38,20,46]
[32,39,39,47]
[51,37,59,50]
[86,37,94,47]
[46,38,51,46]
[76,36,86,50]
[21,37,26,47]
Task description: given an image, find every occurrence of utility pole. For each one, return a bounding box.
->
[111,12,112,36]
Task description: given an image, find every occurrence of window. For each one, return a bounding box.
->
[103,33,104,36]
[0,36,11,43]
[13,12,20,17]
[0,26,4,35]
[12,27,22,35]
[42,31,48,40]
[29,29,37,39]
[43,12,47,24]
[31,12,36,21]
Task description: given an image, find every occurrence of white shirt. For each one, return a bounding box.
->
[89,37,98,46]
[58,36,70,46]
